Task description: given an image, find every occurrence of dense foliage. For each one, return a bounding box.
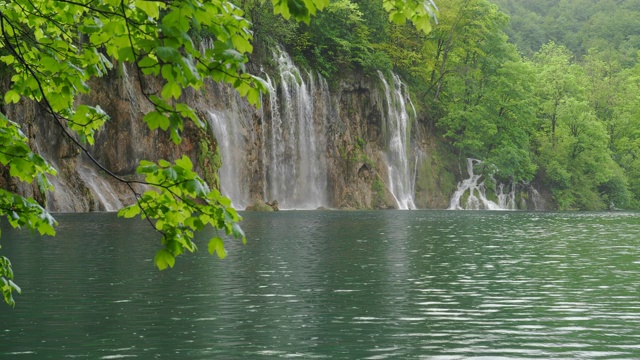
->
[423,0,640,210]
[490,0,640,63]
[435,0,640,210]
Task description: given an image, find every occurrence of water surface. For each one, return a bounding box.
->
[1,211,640,358]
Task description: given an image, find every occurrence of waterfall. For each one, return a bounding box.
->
[378,71,417,210]
[261,47,330,209]
[77,162,123,211]
[448,158,516,210]
[529,186,545,211]
[206,109,251,209]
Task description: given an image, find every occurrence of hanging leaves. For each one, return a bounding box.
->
[118,156,245,270]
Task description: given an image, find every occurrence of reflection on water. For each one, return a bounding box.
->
[1,211,640,358]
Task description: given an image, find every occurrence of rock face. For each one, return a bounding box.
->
[228,49,458,210]
[222,48,455,210]
[1,63,219,212]
[1,48,462,212]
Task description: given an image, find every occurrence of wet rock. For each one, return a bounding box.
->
[266,200,279,211]
[245,200,279,212]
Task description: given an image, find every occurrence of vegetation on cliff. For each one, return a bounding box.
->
[248,0,640,210]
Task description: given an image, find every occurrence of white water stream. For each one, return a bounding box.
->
[207,109,251,209]
[77,163,123,212]
[448,158,516,210]
[378,72,417,210]
[262,47,330,209]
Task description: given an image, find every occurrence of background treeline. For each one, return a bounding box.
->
[239,0,640,210]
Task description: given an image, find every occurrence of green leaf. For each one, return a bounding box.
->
[118,205,141,219]
[166,240,183,256]
[79,24,101,34]
[156,47,181,62]
[137,161,159,174]
[176,103,203,127]
[117,46,135,62]
[207,237,227,259]
[4,90,20,104]
[135,0,162,19]
[161,82,182,100]
[154,249,176,270]
[163,167,178,181]
[143,111,170,131]
[149,95,172,111]
[8,280,21,294]
[219,196,232,207]
[138,56,160,76]
[0,55,15,65]
[221,49,245,63]
[175,156,193,171]
[37,221,56,237]
[232,222,245,240]
[247,87,260,106]
[231,35,253,54]
[184,179,206,196]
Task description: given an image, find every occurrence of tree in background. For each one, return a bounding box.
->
[491,0,640,64]
[581,49,639,208]
[0,0,437,306]
[300,0,372,77]
[530,42,630,210]
[531,42,583,145]
[417,0,537,182]
[417,0,638,209]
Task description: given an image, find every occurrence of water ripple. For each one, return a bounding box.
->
[2,211,640,358]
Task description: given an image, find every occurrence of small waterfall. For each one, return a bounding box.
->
[77,163,123,211]
[448,158,516,210]
[206,109,251,209]
[529,186,545,211]
[119,64,137,106]
[261,47,329,209]
[378,71,417,210]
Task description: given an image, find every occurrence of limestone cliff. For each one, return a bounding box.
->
[1,65,217,212]
[3,47,539,212]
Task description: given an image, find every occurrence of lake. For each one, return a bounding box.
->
[1,210,640,359]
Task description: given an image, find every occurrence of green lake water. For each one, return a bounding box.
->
[1,210,640,359]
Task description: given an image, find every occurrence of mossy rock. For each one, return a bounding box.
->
[245,200,275,212]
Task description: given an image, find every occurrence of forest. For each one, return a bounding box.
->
[242,0,640,210]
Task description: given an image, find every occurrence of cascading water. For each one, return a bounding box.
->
[197,38,252,208]
[76,162,123,211]
[261,47,330,209]
[530,188,544,210]
[448,158,516,210]
[206,109,251,209]
[378,71,417,210]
